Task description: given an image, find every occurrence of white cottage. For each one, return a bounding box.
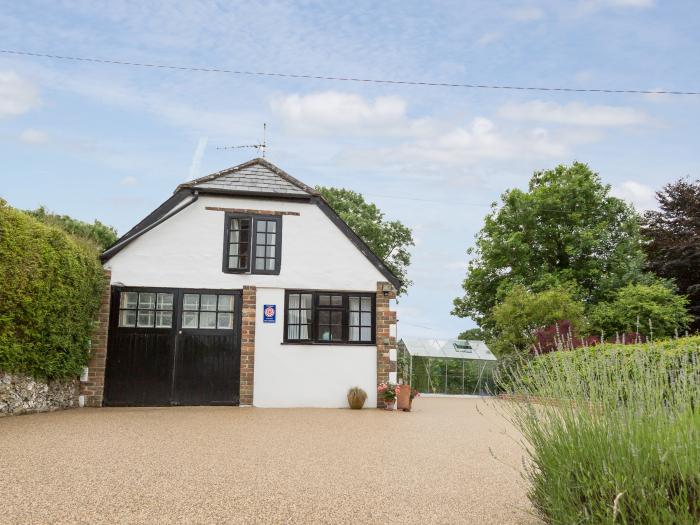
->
[82,158,399,409]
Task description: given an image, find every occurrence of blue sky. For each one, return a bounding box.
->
[1,0,699,339]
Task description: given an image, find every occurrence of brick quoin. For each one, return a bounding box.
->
[376,281,397,408]
[240,286,257,406]
[81,270,111,407]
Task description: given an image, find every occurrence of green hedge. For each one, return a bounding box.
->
[0,200,106,379]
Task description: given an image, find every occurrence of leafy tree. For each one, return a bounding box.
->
[316,186,414,294]
[453,163,646,331]
[458,327,485,340]
[490,284,585,356]
[588,282,691,339]
[25,206,118,251]
[642,178,700,331]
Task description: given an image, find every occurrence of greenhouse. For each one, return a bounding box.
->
[398,338,498,395]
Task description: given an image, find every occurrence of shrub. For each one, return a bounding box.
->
[0,200,106,379]
[499,337,700,524]
[347,387,367,409]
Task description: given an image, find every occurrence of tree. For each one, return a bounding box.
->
[25,206,118,251]
[453,163,646,331]
[458,327,485,340]
[316,186,414,294]
[588,282,691,339]
[490,284,585,356]
[642,178,700,331]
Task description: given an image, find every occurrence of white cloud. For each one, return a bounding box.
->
[612,180,657,211]
[188,136,209,180]
[0,71,40,118]
[508,6,546,21]
[575,0,654,15]
[498,100,649,127]
[270,91,430,137]
[477,32,502,45]
[18,128,48,144]
[120,176,139,186]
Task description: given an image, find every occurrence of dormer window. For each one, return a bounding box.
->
[223,213,282,275]
[453,340,472,352]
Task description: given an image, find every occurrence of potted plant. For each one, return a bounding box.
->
[377,382,400,410]
[347,386,367,409]
[409,388,420,411]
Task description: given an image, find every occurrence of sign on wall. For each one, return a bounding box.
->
[263,304,276,323]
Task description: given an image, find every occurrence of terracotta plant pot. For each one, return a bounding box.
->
[397,385,411,411]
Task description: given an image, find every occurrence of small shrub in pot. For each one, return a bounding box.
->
[347,387,367,409]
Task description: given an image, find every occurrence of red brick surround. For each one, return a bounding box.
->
[81,270,111,407]
[240,286,257,405]
[376,281,397,408]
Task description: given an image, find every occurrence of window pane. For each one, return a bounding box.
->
[360,327,371,341]
[319,328,331,341]
[288,293,300,309]
[256,220,267,233]
[319,310,330,324]
[155,311,172,328]
[239,255,248,268]
[157,293,173,310]
[349,297,359,311]
[183,294,199,311]
[288,310,299,324]
[361,312,372,326]
[300,294,312,308]
[267,233,276,245]
[254,258,265,270]
[182,311,198,328]
[331,295,343,306]
[256,245,265,258]
[231,218,242,230]
[299,309,311,323]
[137,310,154,328]
[266,246,276,258]
[229,256,240,269]
[119,309,136,327]
[299,324,309,339]
[138,293,155,309]
[267,221,276,233]
[361,297,372,311]
[200,295,217,311]
[330,325,342,341]
[319,295,330,306]
[120,292,138,309]
[266,258,276,271]
[349,327,359,341]
[349,312,360,326]
[217,312,233,329]
[239,230,249,243]
[229,243,240,256]
[199,312,216,329]
[257,232,266,245]
[288,325,299,340]
[229,230,240,243]
[218,295,234,312]
[331,311,342,324]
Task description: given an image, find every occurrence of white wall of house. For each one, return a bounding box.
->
[253,288,378,408]
[105,194,386,291]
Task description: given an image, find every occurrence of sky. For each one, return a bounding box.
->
[1,0,699,339]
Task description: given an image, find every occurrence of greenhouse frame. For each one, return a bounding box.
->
[398,338,498,395]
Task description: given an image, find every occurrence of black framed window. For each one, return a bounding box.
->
[284,291,375,344]
[223,214,281,275]
[118,291,174,328]
[181,293,235,330]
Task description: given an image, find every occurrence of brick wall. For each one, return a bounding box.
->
[80,270,111,407]
[240,286,257,406]
[376,281,398,408]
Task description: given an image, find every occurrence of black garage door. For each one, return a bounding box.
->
[104,287,242,406]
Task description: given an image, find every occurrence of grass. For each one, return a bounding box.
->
[498,338,700,524]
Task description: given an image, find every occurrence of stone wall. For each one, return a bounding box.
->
[239,285,257,406]
[376,281,398,408]
[0,372,79,416]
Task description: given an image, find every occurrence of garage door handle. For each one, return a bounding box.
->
[178,330,182,335]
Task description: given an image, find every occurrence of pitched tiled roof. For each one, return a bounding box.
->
[177,157,317,197]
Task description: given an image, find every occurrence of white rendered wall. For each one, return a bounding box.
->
[105,194,386,291]
[253,288,377,408]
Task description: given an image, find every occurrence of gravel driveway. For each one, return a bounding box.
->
[0,397,534,524]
